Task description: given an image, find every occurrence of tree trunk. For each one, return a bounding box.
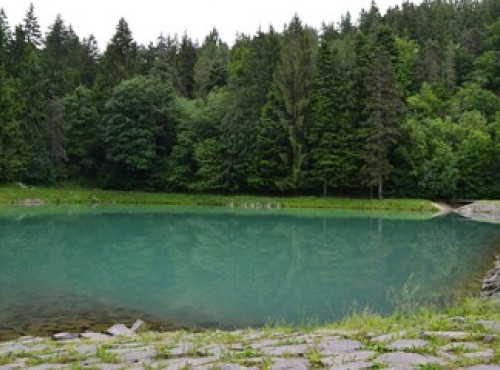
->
[378,176,383,200]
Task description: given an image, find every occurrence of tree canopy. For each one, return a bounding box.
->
[2,1,500,199]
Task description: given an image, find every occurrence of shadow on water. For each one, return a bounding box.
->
[1,207,500,339]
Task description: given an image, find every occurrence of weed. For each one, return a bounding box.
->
[418,364,444,370]
[156,344,171,359]
[0,355,13,366]
[305,348,323,367]
[96,346,118,363]
[233,347,259,359]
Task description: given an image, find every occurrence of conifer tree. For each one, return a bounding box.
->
[80,35,99,87]
[360,26,403,199]
[176,33,197,98]
[308,39,356,195]
[223,29,281,191]
[94,18,138,100]
[43,15,81,97]
[23,3,42,47]
[264,16,316,190]
[193,28,229,98]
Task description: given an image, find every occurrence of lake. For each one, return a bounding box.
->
[1,206,500,340]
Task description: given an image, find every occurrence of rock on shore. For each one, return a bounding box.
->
[456,202,500,224]
[483,256,500,298]
[2,318,500,369]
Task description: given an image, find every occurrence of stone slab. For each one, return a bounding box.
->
[387,339,429,350]
[320,339,363,355]
[377,352,446,368]
[261,344,310,356]
[106,324,136,337]
[423,331,472,340]
[371,330,406,344]
[271,358,310,370]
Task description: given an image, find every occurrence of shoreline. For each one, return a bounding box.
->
[0,186,438,212]
[2,298,500,368]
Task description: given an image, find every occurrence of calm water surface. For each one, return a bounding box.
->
[1,206,500,339]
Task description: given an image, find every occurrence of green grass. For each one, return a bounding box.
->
[95,346,119,364]
[3,298,500,368]
[0,184,437,212]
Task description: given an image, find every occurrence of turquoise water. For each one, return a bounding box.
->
[1,206,500,339]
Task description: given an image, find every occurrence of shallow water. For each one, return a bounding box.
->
[1,206,500,339]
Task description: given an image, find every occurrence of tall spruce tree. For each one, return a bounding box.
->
[360,26,403,199]
[94,18,138,101]
[193,28,229,98]
[23,3,42,48]
[308,39,356,195]
[176,33,197,98]
[222,29,281,191]
[61,86,100,178]
[43,15,81,97]
[262,16,316,190]
[80,35,99,87]
[0,9,30,181]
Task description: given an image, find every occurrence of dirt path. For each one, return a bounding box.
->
[431,202,456,215]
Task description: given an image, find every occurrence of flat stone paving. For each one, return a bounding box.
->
[2,319,500,369]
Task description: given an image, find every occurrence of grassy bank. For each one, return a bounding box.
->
[0,185,437,211]
[2,298,500,368]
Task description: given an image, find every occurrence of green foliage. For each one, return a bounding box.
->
[360,26,403,199]
[61,86,100,177]
[193,29,229,98]
[263,16,316,190]
[1,2,500,198]
[407,83,442,118]
[42,15,84,97]
[94,18,138,100]
[308,38,357,195]
[450,83,500,120]
[101,75,176,188]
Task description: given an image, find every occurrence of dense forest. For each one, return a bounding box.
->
[2,1,500,199]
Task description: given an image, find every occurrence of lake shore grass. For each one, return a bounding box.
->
[0,185,437,211]
[2,297,500,368]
